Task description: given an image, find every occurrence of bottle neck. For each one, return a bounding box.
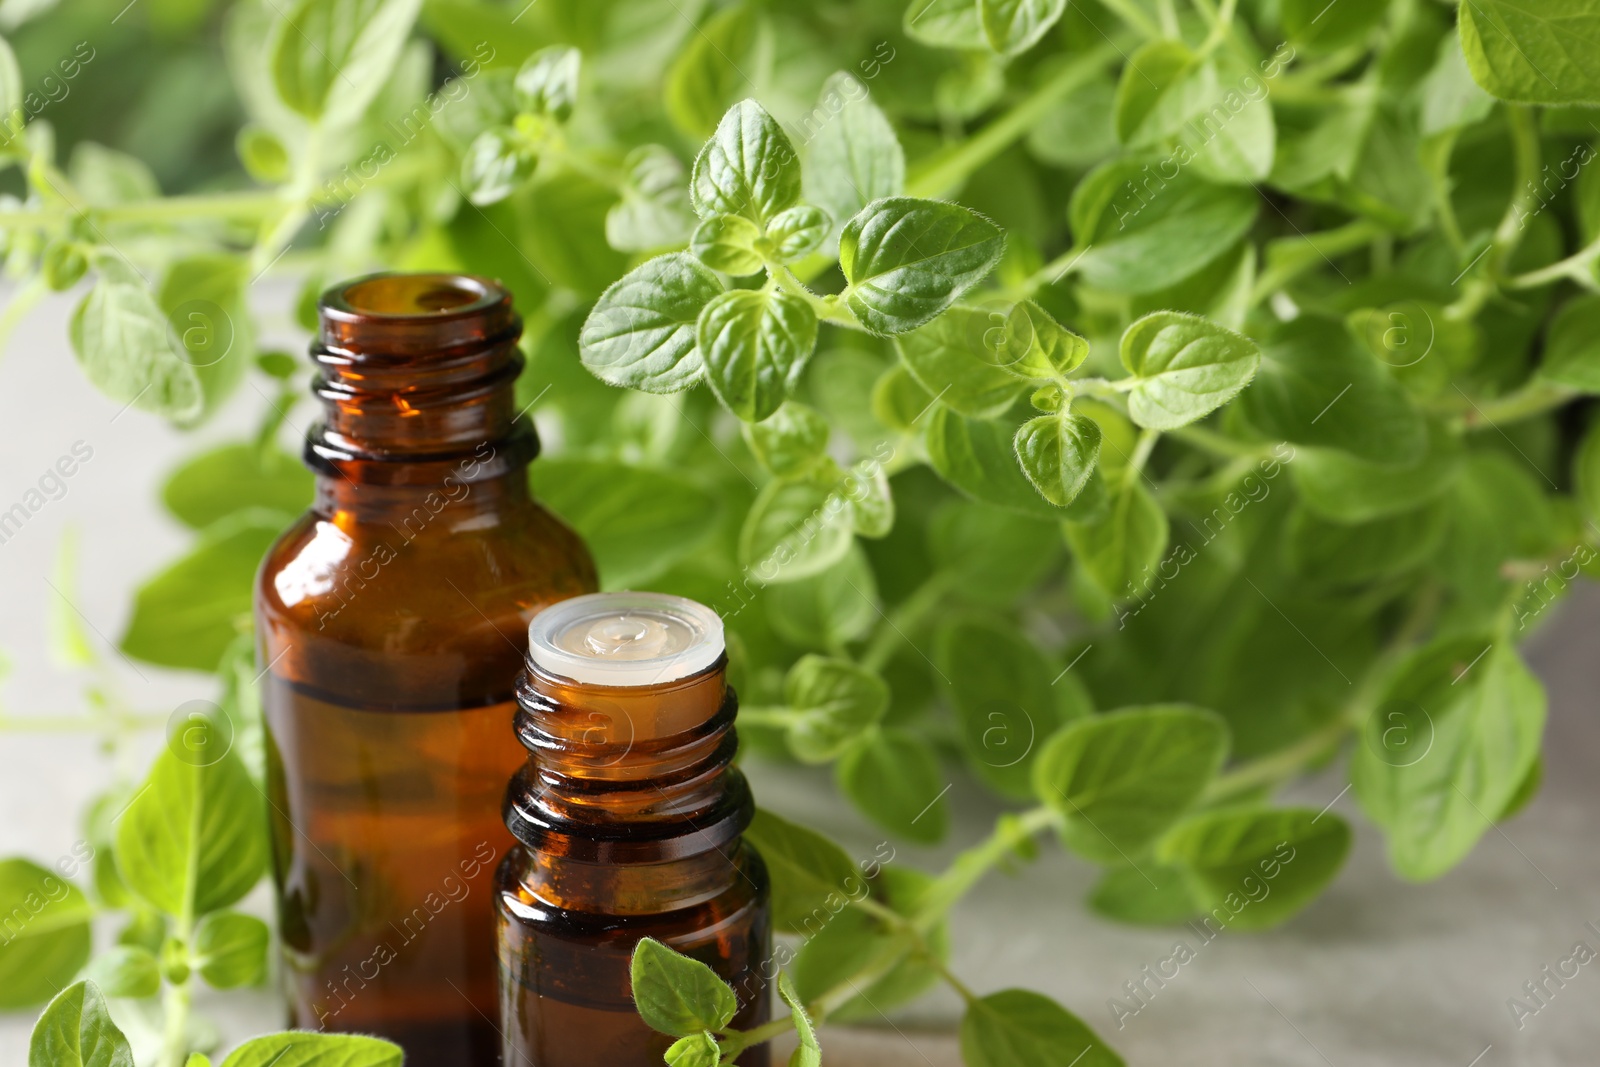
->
[303,273,539,489]
[504,660,752,869]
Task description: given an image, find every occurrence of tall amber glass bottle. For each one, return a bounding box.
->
[255,273,596,1065]
[496,592,771,1066]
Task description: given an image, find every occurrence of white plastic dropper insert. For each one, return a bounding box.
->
[526,592,725,688]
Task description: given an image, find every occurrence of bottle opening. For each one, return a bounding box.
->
[335,273,497,317]
[527,592,724,688]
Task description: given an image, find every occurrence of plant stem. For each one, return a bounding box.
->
[905,42,1122,199]
[1448,380,1576,431]
[158,968,193,1067]
[1506,230,1600,290]
[911,805,1062,931]
[1201,714,1349,804]
[1248,218,1386,305]
[1449,104,1541,319]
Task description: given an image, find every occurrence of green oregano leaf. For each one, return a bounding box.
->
[630,938,739,1038]
[979,0,1068,57]
[765,205,830,263]
[607,145,696,253]
[743,401,830,476]
[1120,311,1261,430]
[738,472,856,582]
[742,809,864,933]
[904,0,986,49]
[1034,705,1229,863]
[1014,412,1101,507]
[691,99,801,225]
[28,982,134,1067]
[664,1033,720,1067]
[1064,479,1169,599]
[0,859,93,1008]
[690,214,765,276]
[783,655,891,763]
[268,0,422,129]
[960,989,1124,1067]
[84,947,161,1000]
[697,287,818,421]
[71,257,203,424]
[460,127,535,206]
[895,307,1029,419]
[514,45,580,122]
[839,197,1006,335]
[837,727,950,843]
[580,253,724,393]
[779,972,822,1067]
[1458,0,1600,107]
[217,1033,403,1067]
[193,911,270,989]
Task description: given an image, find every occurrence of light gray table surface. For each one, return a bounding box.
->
[1,284,1596,1066]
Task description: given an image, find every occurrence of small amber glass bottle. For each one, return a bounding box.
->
[496,592,771,1066]
[255,274,596,1064]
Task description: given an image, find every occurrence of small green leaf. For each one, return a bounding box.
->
[1035,706,1228,863]
[580,253,725,393]
[744,401,830,477]
[84,947,161,999]
[71,258,202,424]
[1238,317,1426,464]
[1113,40,1213,146]
[1418,34,1494,135]
[533,459,717,588]
[691,99,801,225]
[664,1033,721,1067]
[802,72,905,242]
[120,510,286,672]
[630,938,739,1037]
[777,971,822,1067]
[1119,312,1261,430]
[936,616,1074,798]
[766,545,878,648]
[460,127,535,206]
[115,722,267,919]
[698,288,818,422]
[743,809,864,933]
[0,859,93,1009]
[960,989,1124,1067]
[194,911,269,989]
[1000,301,1088,380]
[1280,0,1386,49]
[1014,413,1101,507]
[1290,421,1461,522]
[1538,294,1600,392]
[1157,807,1352,930]
[162,444,310,530]
[842,457,894,537]
[927,406,1068,519]
[904,0,986,49]
[1068,162,1257,294]
[895,307,1028,419]
[979,0,1067,56]
[837,728,949,843]
[690,213,765,275]
[1064,479,1169,600]
[1088,865,1199,926]
[28,982,134,1067]
[765,205,830,263]
[268,0,423,128]
[1351,639,1546,880]
[217,1033,402,1067]
[1283,502,1446,586]
[1459,0,1600,107]
[784,655,890,763]
[68,143,160,206]
[738,473,856,583]
[514,45,580,122]
[607,145,696,253]
[840,198,1005,335]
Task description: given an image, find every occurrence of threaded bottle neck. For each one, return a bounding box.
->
[306,273,538,487]
[504,660,753,865]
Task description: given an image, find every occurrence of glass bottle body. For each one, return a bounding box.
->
[495,655,771,1066]
[254,275,595,1064]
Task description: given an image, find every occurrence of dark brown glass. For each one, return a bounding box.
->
[254,274,596,1065]
[496,655,771,1067]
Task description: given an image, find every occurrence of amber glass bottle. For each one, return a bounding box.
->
[496,592,771,1066]
[254,273,596,1065]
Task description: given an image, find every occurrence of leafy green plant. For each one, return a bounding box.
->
[3,0,1599,1063]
